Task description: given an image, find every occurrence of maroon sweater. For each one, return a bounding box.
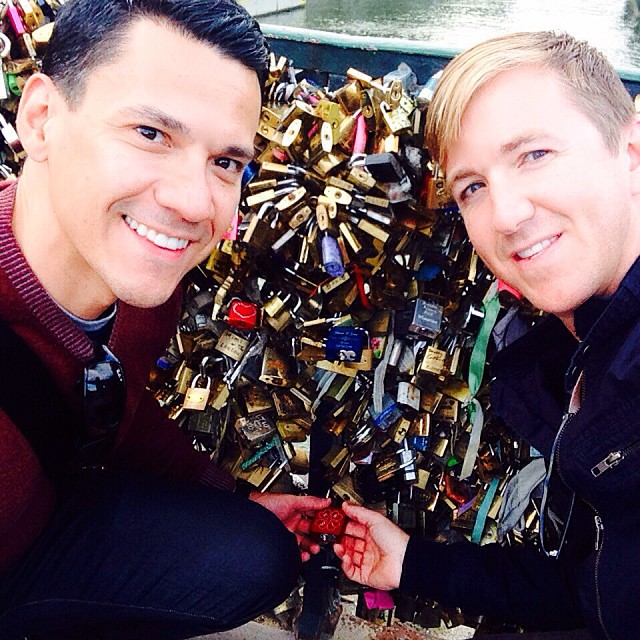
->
[0,182,235,571]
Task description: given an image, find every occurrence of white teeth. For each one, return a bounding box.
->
[154,233,169,249]
[517,238,554,260]
[123,215,189,251]
[125,215,139,230]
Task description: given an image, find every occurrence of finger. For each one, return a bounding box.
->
[343,520,368,539]
[340,534,359,555]
[340,550,360,580]
[295,496,332,510]
[301,551,311,562]
[340,552,354,574]
[341,502,383,526]
[333,542,345,558]
[293,517,312,534]
[299,537,321,554]
[297,535,322,556]
[340,537,360,563]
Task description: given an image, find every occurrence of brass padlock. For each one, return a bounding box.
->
[263,290,291,318]
[174,361,195,395]
[424,163,453,209]
[379,101,412,135]
[215,330,249,361]
[182,373,211,411]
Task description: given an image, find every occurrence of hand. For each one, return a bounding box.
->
[333,502,410,591]
[249,492,331,562]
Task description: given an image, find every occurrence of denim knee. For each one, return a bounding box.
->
[186,496,301,628]
[225,499,301,604]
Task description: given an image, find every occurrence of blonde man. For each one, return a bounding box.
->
[335,32,640,639]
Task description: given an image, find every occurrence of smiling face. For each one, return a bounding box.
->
[14,18,261,318]
[446,65,640,320]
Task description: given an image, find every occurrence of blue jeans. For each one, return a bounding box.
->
[0,469,301,639]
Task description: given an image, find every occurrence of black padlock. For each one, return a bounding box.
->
[364,152,407,183]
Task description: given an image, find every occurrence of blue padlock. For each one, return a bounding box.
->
[369,393,403,432]
[325,325,367,362]
[408,435,431,452]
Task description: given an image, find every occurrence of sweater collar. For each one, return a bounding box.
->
[0,180,95,360]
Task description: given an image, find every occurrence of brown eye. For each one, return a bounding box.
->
[136,125,163,142]
[214,157,243,173]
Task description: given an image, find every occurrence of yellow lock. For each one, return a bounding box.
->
[182,373,211,411]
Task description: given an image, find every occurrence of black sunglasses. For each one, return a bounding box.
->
[80,345,126,461]
[539,413,576,559]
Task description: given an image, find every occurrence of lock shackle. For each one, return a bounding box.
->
[288,293,303,318]
[0,164,12,180]
[256,201,274,220]
[0,32,11,59]
[199,356,222,376]
[190,373,212,390]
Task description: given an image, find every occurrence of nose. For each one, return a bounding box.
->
[153,153,215,224]
[489,180,535,236]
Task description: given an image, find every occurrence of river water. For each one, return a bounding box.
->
[263,0,640,71]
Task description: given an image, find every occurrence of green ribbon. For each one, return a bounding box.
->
[468,286,501,398]
[460,398,483,480]
[240,436,277,470]
[456,284,503,537]
[460,284,501,480]
[471,476,500,544]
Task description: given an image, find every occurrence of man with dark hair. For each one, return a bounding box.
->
[0,1,329,638]
[334,32,640,640]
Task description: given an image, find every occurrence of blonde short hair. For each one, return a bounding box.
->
[425,31,635,168]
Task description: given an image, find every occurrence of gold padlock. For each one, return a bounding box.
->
[182,373,211,411]
[174,362,195,395]
[379,101,412,135]
[425,163,454,209]
[259,346,291,386]
[263,291,291,317]
[420,345,448,376]
[277,419,309,443]
[215,330,249,361]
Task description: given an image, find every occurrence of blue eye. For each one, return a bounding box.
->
[524,149,548,162]
[460,181,483,201]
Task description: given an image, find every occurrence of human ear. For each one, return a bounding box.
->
[15,73,62,163]
[626,114,640,196]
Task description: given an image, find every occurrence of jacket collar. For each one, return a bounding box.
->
[574,255,640,343]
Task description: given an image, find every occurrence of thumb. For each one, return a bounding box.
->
[305,496,332,508]
[342,502,383,527]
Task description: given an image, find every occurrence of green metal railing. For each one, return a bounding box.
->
[261,24,640,93]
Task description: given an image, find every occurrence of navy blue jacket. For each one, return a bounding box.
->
[400,257,640,639]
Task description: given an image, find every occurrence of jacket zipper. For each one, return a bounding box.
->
[578,474,609,638]
[557,371,612,640]
[586,437,634,640]
[591,439,640,477]
[593,513,603,551]
[590,508,611,640]
[568,368,611,640]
